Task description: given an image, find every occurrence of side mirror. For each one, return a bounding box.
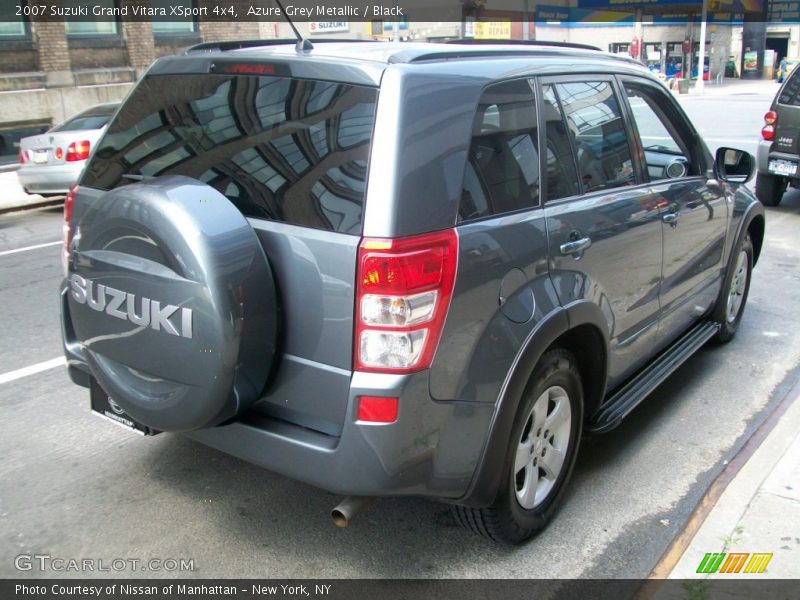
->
[715,147,754,184]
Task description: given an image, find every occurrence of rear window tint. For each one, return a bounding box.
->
[779,69,800,106]
[82,74,378,235]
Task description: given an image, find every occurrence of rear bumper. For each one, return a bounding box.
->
[187,372,495,500]
[67,358,495,500]
[62,286,495,502]
[756,140,800,178]
[17,163,83,194]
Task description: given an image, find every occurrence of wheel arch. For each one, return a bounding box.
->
[456,301,609,508]
[748,213,765,265]
[730,192,765,266]
[549,323,607,422]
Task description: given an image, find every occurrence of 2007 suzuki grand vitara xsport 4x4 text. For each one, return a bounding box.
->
[60,40,764,544]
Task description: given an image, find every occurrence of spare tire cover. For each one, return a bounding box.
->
[67,176,278,431]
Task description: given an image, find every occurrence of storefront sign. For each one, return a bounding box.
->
[474,21,512,40]
[308,22,349,34]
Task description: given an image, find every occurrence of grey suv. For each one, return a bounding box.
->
[60,40,764,543]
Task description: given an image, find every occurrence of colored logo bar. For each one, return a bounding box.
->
[696,552,773,574]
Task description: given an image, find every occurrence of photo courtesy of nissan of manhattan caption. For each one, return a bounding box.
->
[59,38,764,544]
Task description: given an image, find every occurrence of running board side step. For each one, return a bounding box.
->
[586,321,720,434]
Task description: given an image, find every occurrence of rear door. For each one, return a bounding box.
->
[619,76,727,341]
[430,78,555,404]
[540,76,664,389]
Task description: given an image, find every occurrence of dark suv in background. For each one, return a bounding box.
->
[757,65,800,206]
[60,40,764,543]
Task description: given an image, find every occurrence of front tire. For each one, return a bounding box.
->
[713,233,753,343]
[755,172,786,207]
[453,349,583,544]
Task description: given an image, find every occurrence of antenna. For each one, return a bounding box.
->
[273,0,313,52]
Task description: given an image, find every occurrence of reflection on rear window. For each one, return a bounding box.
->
[82,74,378,235]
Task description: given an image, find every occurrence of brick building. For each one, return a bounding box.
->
[0,1,265,165]
[0,0,466,167]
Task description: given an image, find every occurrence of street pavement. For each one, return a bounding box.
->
[0,79,798,581]
[0,169,51,213]
[665,77,800,579]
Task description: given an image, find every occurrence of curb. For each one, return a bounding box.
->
[644,372,800,583]
[0,197,64,216]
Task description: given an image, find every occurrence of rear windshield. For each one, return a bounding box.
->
[82,74,378,235]
[779,68,800,106]
[52,110,116,132]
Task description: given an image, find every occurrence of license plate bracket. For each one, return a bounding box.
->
[768,159,797,176]
[90,379,158,436]
[32,150,48,164]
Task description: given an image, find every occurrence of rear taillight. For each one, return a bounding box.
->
[66,140,90,162]
[62,185,78,277]
[762,110,778,141]
[18,149,27,164]
[355,229,458,373]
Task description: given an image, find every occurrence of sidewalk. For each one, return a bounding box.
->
[670,77,780,97]
[664,379,800,579]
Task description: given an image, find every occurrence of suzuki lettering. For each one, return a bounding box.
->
[69,274,193,339]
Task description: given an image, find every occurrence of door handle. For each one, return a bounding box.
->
[560,237,592,255]
[662,212,680,226]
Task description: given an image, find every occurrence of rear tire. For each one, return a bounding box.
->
[453,349,583,544]
[755,172,786,207]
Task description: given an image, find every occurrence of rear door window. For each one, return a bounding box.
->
[459,79,541,221]
[82,74,378,235]
[541,84,581,201]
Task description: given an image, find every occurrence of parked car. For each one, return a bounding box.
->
[17,102,119,197]
[60,40,764,544]
[756,64,800,206]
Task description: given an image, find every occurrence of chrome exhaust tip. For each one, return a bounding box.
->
[331,496,371,528]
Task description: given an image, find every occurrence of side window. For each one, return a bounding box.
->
[459,79,540,221]
[779,68,800,106]
[554,81,635,193]
[542,84,581,201]
[623,82,699,180]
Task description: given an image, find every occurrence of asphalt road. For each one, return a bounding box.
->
[1,93,800,580]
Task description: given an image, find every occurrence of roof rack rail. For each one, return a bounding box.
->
[184,38,371,55]
[441,39,601,52]
[389,49,603,65]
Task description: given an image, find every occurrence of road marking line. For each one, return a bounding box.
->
[0,241,61,257]
[0,357,65,385]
